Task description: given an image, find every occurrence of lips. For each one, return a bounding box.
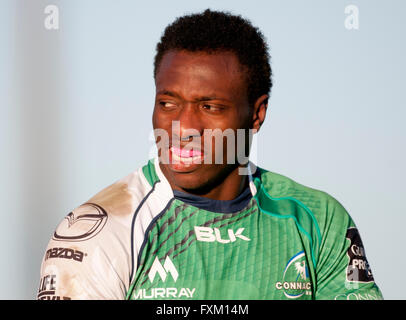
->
[170,146,203,166]
[171,146,203,158]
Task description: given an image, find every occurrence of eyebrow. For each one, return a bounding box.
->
[157,90,180,98]
[157,90,227,102]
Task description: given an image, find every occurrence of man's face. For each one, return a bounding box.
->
[152,50,255,192]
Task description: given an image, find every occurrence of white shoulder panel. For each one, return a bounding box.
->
[130,158,174,283]
[38,165,157,300]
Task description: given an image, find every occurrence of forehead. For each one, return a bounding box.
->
[155,50,247,99]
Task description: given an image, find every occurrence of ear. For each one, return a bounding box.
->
[251,94,269,132]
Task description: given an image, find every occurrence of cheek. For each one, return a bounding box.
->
[201,129,236,164]
[152,107,172,131]
[215,116,250,133]
[152,106,158,128]
[152,109,171,153]
[236,106,253,129]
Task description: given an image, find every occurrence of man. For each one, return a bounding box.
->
[37,9,383,300]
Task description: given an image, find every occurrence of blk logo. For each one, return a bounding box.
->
[194,226,251,243]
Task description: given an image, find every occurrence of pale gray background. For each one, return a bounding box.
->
[1,0,405,299]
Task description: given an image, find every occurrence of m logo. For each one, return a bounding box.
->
[148,256,179,283]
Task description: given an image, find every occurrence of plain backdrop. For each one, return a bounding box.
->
[1,0,405,299]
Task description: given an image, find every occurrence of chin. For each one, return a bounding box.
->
[172,165,233,195]
[172,172,208,192]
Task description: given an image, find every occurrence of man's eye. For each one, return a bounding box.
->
[159,101,177,109]
[202,104,222,112]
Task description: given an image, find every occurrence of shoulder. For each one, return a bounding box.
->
[256,167,354,234]
[54,160,159,242]
[38,161,160,299]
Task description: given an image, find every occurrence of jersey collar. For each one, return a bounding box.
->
[153,158,258,213]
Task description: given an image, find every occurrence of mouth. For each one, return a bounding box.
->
[170,146,203,163]
[169,146,204,171]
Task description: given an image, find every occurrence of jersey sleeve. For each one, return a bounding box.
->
[314,195,383,300]
[37,203,131,300]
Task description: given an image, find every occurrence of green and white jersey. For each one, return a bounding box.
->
[37,158,383,300]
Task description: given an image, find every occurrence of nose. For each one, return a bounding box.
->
[176,103,203,141]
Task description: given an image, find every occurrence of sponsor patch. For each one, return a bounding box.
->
[37,274,71,300]
[45,247,86,262]
[131,255,196,300]
[346,227,374,283]
[53,203,107,242]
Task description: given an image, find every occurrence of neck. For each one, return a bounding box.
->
[160,163,249,201]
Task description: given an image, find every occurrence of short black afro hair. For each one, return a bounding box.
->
[154,9,272,106]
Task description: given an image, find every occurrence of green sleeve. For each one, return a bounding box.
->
[314,195,383,300]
